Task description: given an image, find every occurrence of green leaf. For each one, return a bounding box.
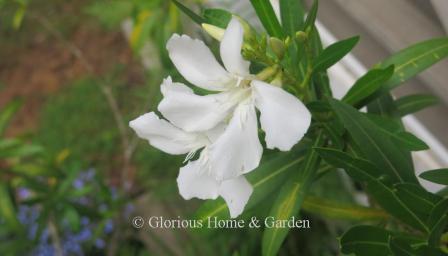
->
[394,183,442,221]
[250,0,284,38]
[0,183,23,233]
[262,133,323,256]
[389,237,418,256]
[419,169,448,185]
[392,132,429,151]
[329,99,418,183]
[0,139,44,158]
[303,0,318,31]
[340,225,392,256]
[310,28,333,98]
[0,100,21,137]
[13,4,26,30]
[343,65,394,108]
[55,163,82,199]
[64,206,81,232]
[416,246,447,256]
[316,148,429,232]
[279,0,304,37]
[380,37,448,91]
[395,94,439,117]
[366,94,418,179]
[322,122,344,149]
[367,93,399,117]
[203,8,232,28]
[366,115,429,151]
[171,0,204,25]
[427,198,448,247]
[302,195,388,221]
[84,0,133,29]
[313,36,359,72]
[195,141,311,221]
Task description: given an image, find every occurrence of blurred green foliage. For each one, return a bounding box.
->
[35,78,119,168]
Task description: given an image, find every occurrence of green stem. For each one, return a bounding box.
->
[298,31,315,101]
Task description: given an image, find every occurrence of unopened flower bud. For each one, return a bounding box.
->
[202,23,225,41]
[285,36,292,47]
[269,37,286,60]
[295,31,307,42]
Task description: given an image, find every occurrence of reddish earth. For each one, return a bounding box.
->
[0,20,143,137]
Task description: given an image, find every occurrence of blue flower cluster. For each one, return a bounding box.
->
[15,169,122,256]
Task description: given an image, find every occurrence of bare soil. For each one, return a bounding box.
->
[0,20,143,137]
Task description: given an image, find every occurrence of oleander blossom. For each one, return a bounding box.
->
[129,17,311,218]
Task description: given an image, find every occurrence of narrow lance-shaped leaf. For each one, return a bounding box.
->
[303,0,318,31]
[366,93,418,186]
[366,114,429,152]
[394,183,442,221]
[0,183,23,233]
[342,65,394,108]
[0,99,22,137]
[250,0,284,38]
[313,36,360,72]
[0,138,44,158]
[203,8,231,28]
[316,148,429,232]
[379,37,448,91]
[279,0,305,37]
[427,199,448,247]
[311,26,333,98]
[419,169,448,185]
[416,246,447,256]
[171,0,204,25]
[302,195,388,221]
[395,94,439,117]
[329,99,418,184]
[389,238,418,256]
[262,132,323,256]
[340,225,392,256]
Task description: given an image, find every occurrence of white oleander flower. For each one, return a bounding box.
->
[159,17,311,180]
[129,17,311,218]
[129,112,252,218]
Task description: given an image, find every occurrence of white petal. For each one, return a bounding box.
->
[129,112,203,155]
[220,18,250,77]
[167,34,234,91]
[177,159,220,200]
[205,123,227,143]
[252,80,311,151]
[160,76,194,96]
[219,176,253,218]
[209,102,263,180]
[158,77,235,132]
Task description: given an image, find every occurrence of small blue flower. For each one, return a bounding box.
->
[80,216,90,226]
[124,203,135,218]
[95,238,106,249]
[84,168,95,181]
[73,179,84,189]
[104,219,114,234]
[17,187,31,200]
[75,228,92,242]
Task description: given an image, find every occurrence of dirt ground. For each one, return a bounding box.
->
[0,16,142,137]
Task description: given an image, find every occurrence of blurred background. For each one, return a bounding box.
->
[0,0,447,255]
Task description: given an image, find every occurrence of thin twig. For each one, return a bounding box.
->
[48,217,63,256]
